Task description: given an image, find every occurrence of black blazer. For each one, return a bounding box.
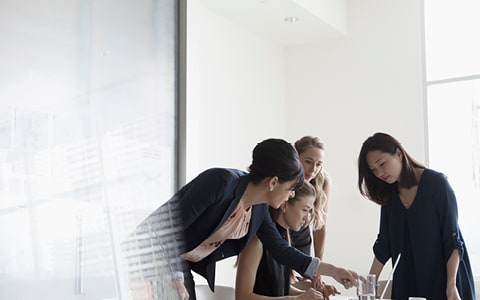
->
[136,168,313,291]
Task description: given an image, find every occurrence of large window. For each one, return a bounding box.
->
[424,0,480,278]
[0,0,179,299]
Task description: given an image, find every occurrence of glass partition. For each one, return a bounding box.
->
[0,0,178,299]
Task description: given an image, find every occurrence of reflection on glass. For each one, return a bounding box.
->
[0,0,178,299]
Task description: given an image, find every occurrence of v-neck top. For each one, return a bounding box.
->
[373,168,476,300]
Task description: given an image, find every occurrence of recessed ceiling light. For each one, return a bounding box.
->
[284,16,299,23]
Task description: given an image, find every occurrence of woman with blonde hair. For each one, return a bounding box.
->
[235,181,356,299]
[291,136,336,295]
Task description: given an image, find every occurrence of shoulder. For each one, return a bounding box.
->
[421,168,449,186]
[199,167,246,178]
[240,235,263,262]
[195,168,247,185]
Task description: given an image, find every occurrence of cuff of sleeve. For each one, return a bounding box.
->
[172,271,184,281]
[304,257,321,279]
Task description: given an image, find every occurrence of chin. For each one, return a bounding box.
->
[292,226,301,232]
[271,202,282,209]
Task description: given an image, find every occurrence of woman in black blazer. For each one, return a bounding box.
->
[128,138,357,300]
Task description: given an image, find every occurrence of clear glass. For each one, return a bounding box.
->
[357,274,376,300]
[424,0,480,81]
[426,80,480,278]
[0,0,178,299]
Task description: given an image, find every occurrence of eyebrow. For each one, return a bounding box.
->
[304,156,323,163]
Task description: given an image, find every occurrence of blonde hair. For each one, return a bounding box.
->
[268,180,316,281]
[269,180,316,237]
[294,136,328,230]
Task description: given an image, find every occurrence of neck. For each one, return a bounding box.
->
[398,167,424,189]
[275,217,289,230]
[241,181,267,208]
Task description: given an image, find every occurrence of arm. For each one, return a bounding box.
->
[313,176,330,260]
[257,213,357,289]
[434,174,462,299]
[446,249,461,300]
[316,262,358,289]
[236,237,297,300]
[369,257,384,278]
[256,208,314,277]
[368,257,384,297]
[311,178,329,288]
[312,226,326,260]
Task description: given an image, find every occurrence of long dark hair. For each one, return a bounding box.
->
[357,132,425,205]
[248,138,304,190]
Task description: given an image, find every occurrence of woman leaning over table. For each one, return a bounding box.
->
[133,138,357,300]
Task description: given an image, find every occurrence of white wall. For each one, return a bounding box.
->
[285,0,424,295]
[186,0,425,295]
[186,1,287,180]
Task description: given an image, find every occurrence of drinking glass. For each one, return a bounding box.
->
[357,274,376,300]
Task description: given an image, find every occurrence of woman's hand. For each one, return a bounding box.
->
[311,274,323,290]
[331,267,358,289]
[297,287,325,300]
[317,283,340,300]
[173,279,189,300]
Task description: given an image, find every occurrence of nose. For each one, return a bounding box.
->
[373,168,383,177]
[302,213,309,222]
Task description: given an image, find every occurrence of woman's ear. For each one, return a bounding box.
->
[396,148,403,161]
[268,176,278,191]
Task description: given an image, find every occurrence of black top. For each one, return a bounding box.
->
[373,168,476,300]
[290,224,313,255]
[254,223,291,296]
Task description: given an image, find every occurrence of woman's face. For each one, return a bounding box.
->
[268,179,297,209]
[299,146,324,182]
[283,195,314,231]
[366,149,403,184]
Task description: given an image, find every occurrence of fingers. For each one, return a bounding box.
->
[340,270,359,289]
[307,287,325,300]
[320,284,340,299]
[311,276,323,289]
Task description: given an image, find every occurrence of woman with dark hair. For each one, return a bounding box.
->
[131,138,357,300]
[358,132,476,300]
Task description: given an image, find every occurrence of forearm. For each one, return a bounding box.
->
[236,290,296,300]
[313,226,326,260]
[446,249,460,287]
[369,257,384,278]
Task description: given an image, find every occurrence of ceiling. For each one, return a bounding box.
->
[198,0,348,47]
